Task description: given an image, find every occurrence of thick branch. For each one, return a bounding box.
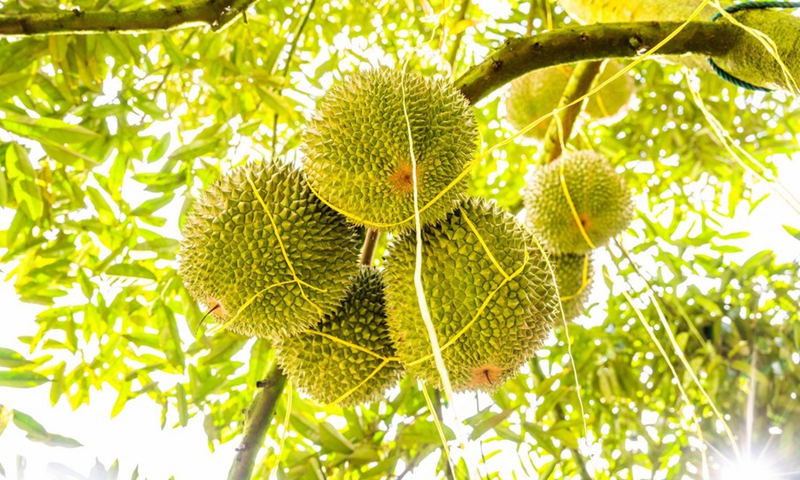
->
[456,21,734,103]
[227,361,287,480]
[542,60,603,163]
[0,0,257,36]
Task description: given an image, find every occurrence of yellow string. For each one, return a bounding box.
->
[558,156,597,250]
[461,211,511,280]
[560,255,590,302]
[419,379,456,480]
[618,285,710,480]
[207,280,296,334]
[300,329,399,361]
[530,233,590,455]
[407,250,529,367]
[328,358,391,406]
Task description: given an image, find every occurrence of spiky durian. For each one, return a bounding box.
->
[276,267,402,406]
[505,61,634,140]
[524,150,633,254]
[384,198,559,391]
[550,253,594,321]
[302,67,478,233]
[179,161,361,339]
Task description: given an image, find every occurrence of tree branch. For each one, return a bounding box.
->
[360,228,381,267]
[227,361,287,480]
[0,0,258,36]
[456,20,734,103]
[542,60,603,163]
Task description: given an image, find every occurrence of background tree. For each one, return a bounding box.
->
[0,0,799,479]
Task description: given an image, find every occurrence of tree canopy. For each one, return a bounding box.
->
[0,0,799,479]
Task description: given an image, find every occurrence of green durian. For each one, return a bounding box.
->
[505,61,635,140]
[524,150,633,254]
[385,198,559,391]
[276,267,402,406]
[179,161,361,339]
[302,67,478,233]
[551,253,594,321]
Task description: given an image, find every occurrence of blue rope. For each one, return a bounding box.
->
[707,1,800,91]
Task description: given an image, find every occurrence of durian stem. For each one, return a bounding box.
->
[532,361,592,480]
[456,21,734,103]
[542,60,603,164]
[360,228,381,266]
[227,361,287,480]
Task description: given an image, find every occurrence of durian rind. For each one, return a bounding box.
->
[524,150,633,255]
[551,253,594,321]
[276,267,402,406]
[179,161,361,339]
[385,198,559,392]
[302,67,478,233]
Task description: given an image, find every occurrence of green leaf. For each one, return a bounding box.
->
[0,371,49,388]
[130,194,174,216]
[148,133,172,162]
[783,224,800,242]
[0,348,31,368]
[105,263,157,281]
[318,422,355,454]
[176,384,189,427]
[12,410,81,447]
[468,407,516,440]
[0,113,100,144]
[0,405,12,436]
[5,143,43,219]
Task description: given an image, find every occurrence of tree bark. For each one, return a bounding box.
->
[558,0,800,93]
[456,21,733,103]
[227,361,287,480]
[0,0,257,35]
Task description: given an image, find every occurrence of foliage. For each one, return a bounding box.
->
[0,0,798,479]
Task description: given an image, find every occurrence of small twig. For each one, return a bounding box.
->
[271,0,317,156]
[542,60,603,163]
[226,361,287,480]
[360,228,381,267]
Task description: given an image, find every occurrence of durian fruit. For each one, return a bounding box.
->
[384,198,559,391]
[302,67,478,233]
[179,161,361,339]
[551,253,594,321]
[505,61,634,140]
[275,267,402,406]
[524,150,632,255]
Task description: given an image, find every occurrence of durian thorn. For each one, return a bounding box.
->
[327,358,390,406]
[207,280,296,335]
[561,255,590,302]
[245,172,325,315]
[301,329,389,361]
[559,158,597,250]
[407,250,529,367]
[461,211,511,280]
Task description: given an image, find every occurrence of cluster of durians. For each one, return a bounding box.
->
[179,67,633,406]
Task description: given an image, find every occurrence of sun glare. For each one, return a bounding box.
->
[720,458,779,480]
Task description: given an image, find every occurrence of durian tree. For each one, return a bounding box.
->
[0,0,799,479]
